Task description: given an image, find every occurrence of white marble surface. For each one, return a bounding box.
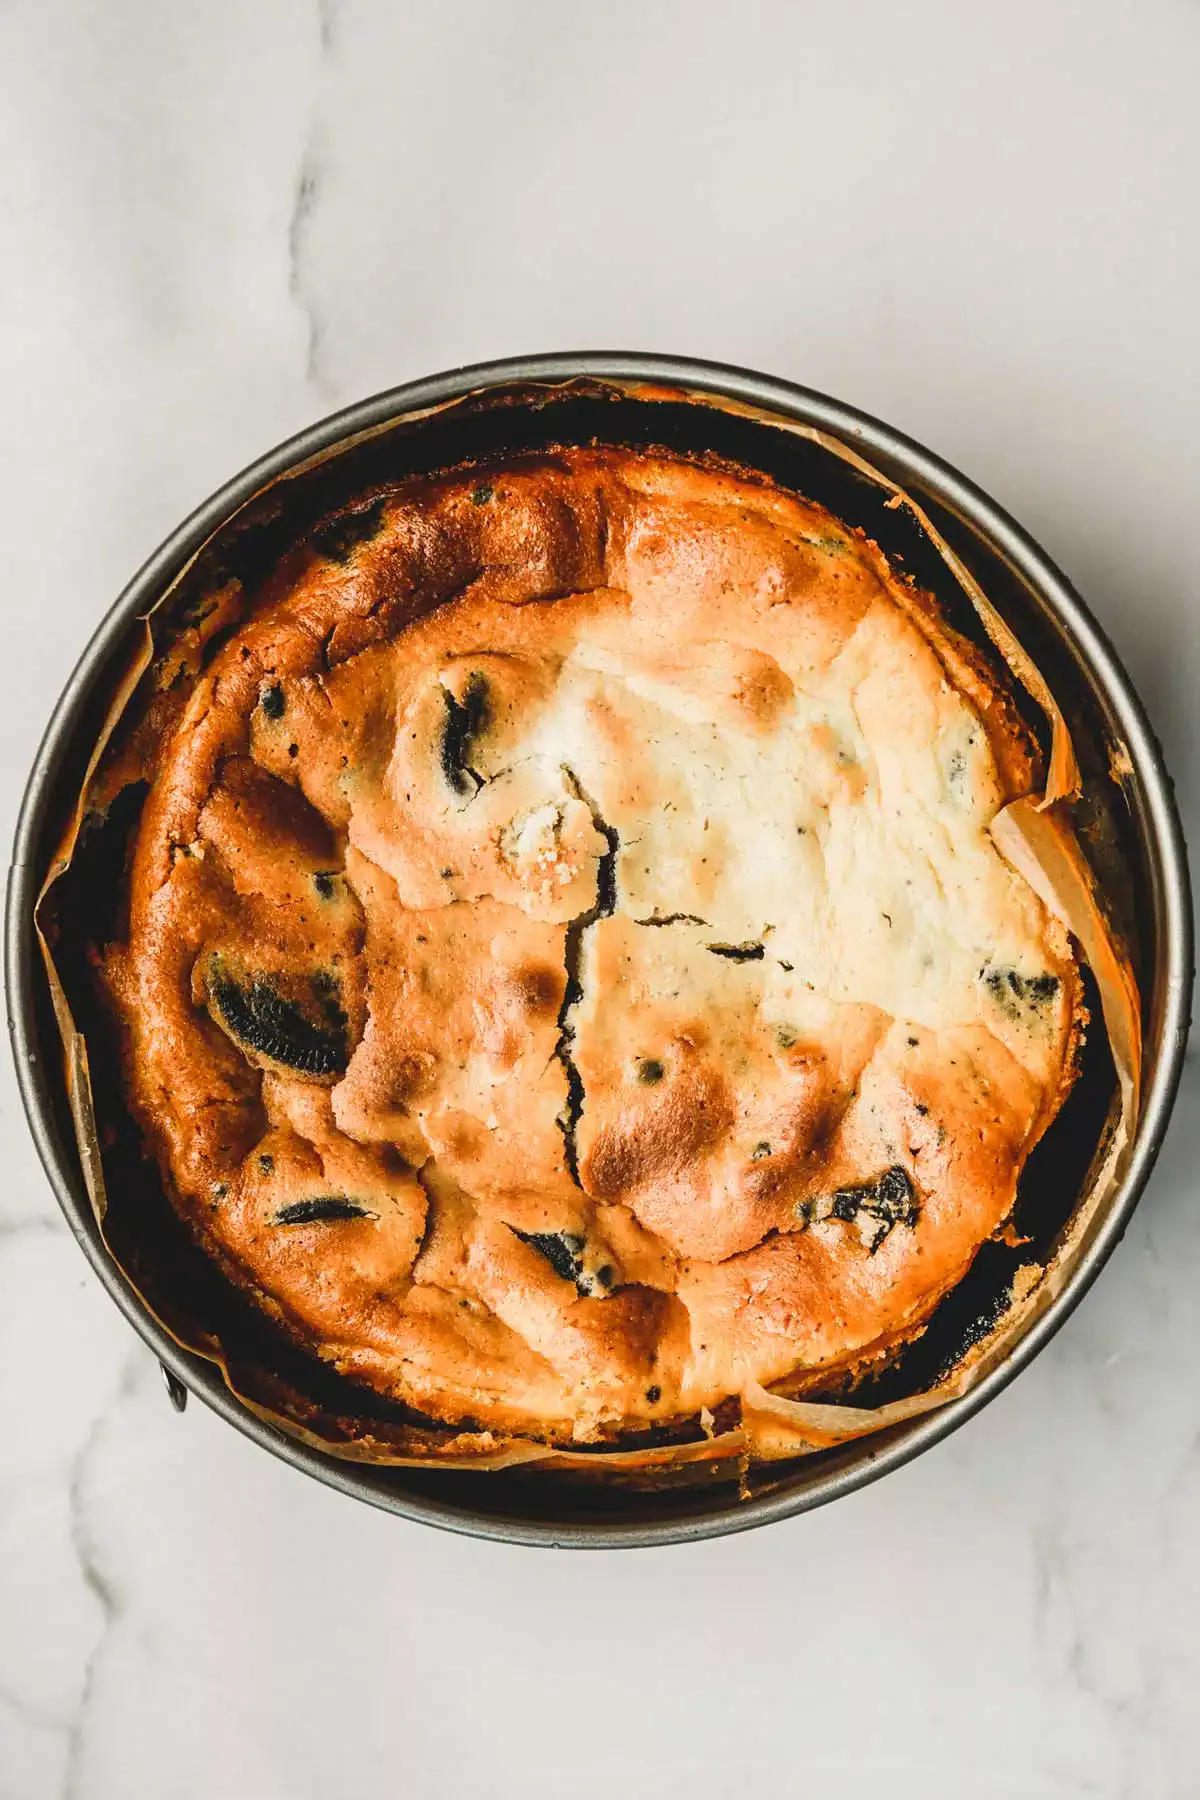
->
[1,2,1197,1794]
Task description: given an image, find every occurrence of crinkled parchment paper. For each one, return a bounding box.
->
[34,379,1142,1480]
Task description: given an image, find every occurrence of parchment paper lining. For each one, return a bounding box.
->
[34,379,1141,1478]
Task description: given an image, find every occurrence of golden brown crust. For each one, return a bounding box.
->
[102,448,1082,1444]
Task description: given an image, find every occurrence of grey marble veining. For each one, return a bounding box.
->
[1,2,1197,1795]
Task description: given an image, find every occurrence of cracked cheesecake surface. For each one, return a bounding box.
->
[103,447,1082,1444]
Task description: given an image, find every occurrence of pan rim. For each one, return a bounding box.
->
[7,351,1192,1548]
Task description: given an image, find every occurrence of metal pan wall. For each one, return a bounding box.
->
[6,354,1192,1547]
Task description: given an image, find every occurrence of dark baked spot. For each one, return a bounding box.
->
[209,967,349,1076]
[274,1196,375,1225]
[514,965,562,1016]
[311,497,386,563]
[775,1026,798,1049]
[645,1385,662,1405]
[441,674,489,797]
[637,1058,665,1085]
[470,483,495,506]
[707,940,765,962]
[587,1061,733,1201]
[259,683,285,720]
[387,1052,436,1105]
[595,1264,615,1289]
[258,1153,274,1174]
[313,871,336,900]
[751,1141,772,1160]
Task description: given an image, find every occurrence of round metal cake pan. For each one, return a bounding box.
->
[6,353,1193,1548]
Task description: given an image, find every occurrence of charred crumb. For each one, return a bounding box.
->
[210,969,349,1076]
[311,497,386,563]
[313,871,336,899]
[179,592,219,629]
[751,1142,772,1161]
[440,674,490,797]
[259,682,285,720]
[511,1227,610,1298]
[470,483,495,505]
[637,1058,665,1085]
[553,766,619,1185]
[552,1416,709,1455]
[645,1385,662,1405]
[707,941,765,962]
[258,1153,274,1174]
[982,965,1061,1019]
[709,1397,743,1436]
[513,1227,583,1283]
[274,1196,375,1225]
[309,969,347,1033]
[796,1164,919,1254]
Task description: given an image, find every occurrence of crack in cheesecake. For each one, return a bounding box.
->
[553,765,620,1187]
